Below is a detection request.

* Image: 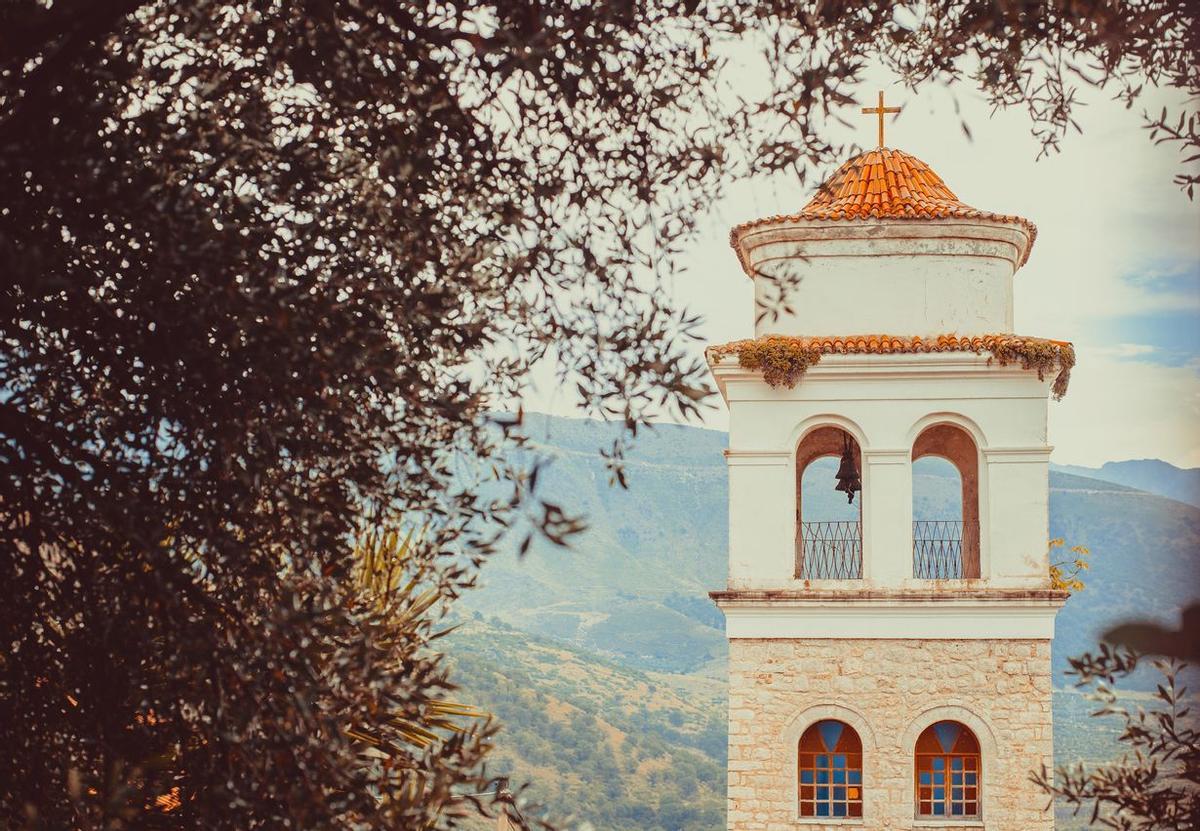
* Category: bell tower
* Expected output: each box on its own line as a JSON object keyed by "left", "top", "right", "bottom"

{"left": 708, "top": 116, "right": 1071, "bottom": 829}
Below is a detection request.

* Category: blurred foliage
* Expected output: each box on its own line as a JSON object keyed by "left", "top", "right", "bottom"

{"left": 1103, "top": 603, "right": 1200, "bottom": 664}
{"left": 1032, "top": 645, "right": 1199, "bottom": 829}
{"left": 0, "top": 1, "right": 1195, "bottom": 828}
{"left": 347, "top": 528, "right": 512, "bottom": 826}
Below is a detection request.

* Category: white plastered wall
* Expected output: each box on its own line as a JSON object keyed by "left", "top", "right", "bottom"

{"left": 737, "top": 218, "right": 1030, "bottom": 337}
{"left": 717, "top": 353, "right": 1054, "bottom": 593}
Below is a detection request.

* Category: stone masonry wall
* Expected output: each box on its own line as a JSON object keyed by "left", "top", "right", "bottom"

{"left": 727, "top": 638, "right": 1054, "bottom": 831}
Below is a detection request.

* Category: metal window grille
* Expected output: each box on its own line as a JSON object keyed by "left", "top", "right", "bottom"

{"left": 798, "top": 521, "right": 862, "bottom": 580}
{"left": 912, "top": 520, "right": 973, "bottom": 579}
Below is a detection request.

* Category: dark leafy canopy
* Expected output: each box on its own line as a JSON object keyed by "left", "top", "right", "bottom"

{"left": 0, "top": 1, "right": 1195, "bottom": 829}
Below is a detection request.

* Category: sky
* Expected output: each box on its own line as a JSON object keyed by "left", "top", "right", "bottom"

{"left": 520, "top": 70, "right": 1200, "bottom": 469}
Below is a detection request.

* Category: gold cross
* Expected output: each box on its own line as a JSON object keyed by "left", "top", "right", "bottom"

{"left": 861, "top": 90, "right": 901, "bottom": 147}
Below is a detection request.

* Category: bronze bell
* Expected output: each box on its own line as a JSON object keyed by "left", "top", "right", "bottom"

{"left": 834, "top": 433, "right": 861, "bottom": 504}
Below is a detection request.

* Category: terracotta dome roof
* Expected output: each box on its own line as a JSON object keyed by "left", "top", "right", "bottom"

{"left": 730, "top": 147, "right": 1037, "bottom": 269}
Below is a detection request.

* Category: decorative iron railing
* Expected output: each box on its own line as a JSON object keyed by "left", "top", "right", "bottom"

{"left": 913, "top": 520, "right": 978, "bottom": 579}
{"left": 798, "top": 521, "right": 863, "bottom": 580}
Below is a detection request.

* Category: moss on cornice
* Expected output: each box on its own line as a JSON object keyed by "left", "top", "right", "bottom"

{"left": 707, "top": 334, "right": 1075, "bottom": 400}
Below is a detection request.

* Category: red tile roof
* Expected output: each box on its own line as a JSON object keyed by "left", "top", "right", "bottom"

{"left": 707, "top": 333, "right": 1075, "bottom": 398}
{"left": 730, "top": 148, "right": 1037, "bottom": 271}
{"left": 711, "top": 333, "right": 1070, "bottom": 356}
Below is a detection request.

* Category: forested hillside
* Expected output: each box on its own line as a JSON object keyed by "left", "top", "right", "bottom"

{"left": 446, "top": 414, "right": 1200, "bottom": 830}
{"left": 445, "top": 618, "right": 725, "bottom": 831}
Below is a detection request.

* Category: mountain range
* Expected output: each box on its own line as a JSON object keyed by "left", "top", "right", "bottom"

{"left": 446, "top": 413, "right": 1200, "bottom": 830}
{"left": 1050, "top": 458, "right": 1200, "bottom": 508}
{"left": 459, "top": 414, "right": 1200, "bottom": 680}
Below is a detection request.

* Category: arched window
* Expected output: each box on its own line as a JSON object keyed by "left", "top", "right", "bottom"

{"left": 911, "top": 424, "right": 980, "bottom": 579}
{"left": 796, "top": 427, "right": 863, "bottom": 579}
{"left": 798, "top": 719, "right": 863, "bottom": 818}
{"left": 915, "top": 721, "right": 981, "bottom": 818}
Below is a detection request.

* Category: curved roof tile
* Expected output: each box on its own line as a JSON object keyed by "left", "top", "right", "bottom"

{"left": 730, "top": 148, "right": 1037, "bottom": 271}
{"left": 706, "top": 333, "right": 1075, "bottom": 398}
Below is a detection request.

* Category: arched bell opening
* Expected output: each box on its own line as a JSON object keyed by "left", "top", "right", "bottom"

{"left": 796, "top": 426, "right": 863, "bottom": 580}
{"left": 911, "top": 424, "right": 980, "bottom": 579}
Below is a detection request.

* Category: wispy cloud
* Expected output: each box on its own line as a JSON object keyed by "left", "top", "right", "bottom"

{"left": 1050, "top": 350, "right": 1200, "bottom": 467}
{"left": 1122, "top": 261, "right": 1200, "bottom": 301}
{"left": 1080, "top": 305, "right": 1200, "bottom": 369}
{"left": 1091, "top": 343, "right": 1161, "bottom": 360}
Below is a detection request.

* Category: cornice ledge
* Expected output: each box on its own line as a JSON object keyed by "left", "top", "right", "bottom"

{"left": 710, "top": 588, "right": 1068, "bottom": 606}
{"left": 983, "top": 446, "right": 1053, "bottom": 462}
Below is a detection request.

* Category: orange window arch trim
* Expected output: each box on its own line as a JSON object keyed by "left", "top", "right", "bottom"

{"left": 798, "top": 719, "right": 863, "bottom": 818}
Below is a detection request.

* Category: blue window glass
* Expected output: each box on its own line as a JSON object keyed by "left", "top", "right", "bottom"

{"left": 933, "top": 722, "right": 962, "bottom": 753}
{"left": 799, "top": 720, "right": 863, "bottom": 819}
{"left": 818, "top": 721, "right": 845, "bottom": 751}
{"left": 917, "top": 722, "right": 981, "bottom": 819}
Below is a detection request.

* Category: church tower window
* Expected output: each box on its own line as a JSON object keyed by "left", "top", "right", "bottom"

{"left": 798, "top": 719, "right": 863, "bottom": 818}
{"left": 911, "top": 424, "right": 980, "bottom": 579}
{"left": 795, "top": 427, "right": 863, "bottom": 579}
{"left": 711, "top": 117, "right": 1067, "bottom": 828}
{"left": 915, "top": 721, "right": 981, "bottom": 818}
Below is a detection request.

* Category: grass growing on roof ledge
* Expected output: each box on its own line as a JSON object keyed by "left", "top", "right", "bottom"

{"left": 706, "top": 334, "right": 1075, "bottom": 400}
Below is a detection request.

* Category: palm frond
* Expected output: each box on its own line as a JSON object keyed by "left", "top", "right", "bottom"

{"left": 349, "top": 527, "right": 486, "bottom": 756}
